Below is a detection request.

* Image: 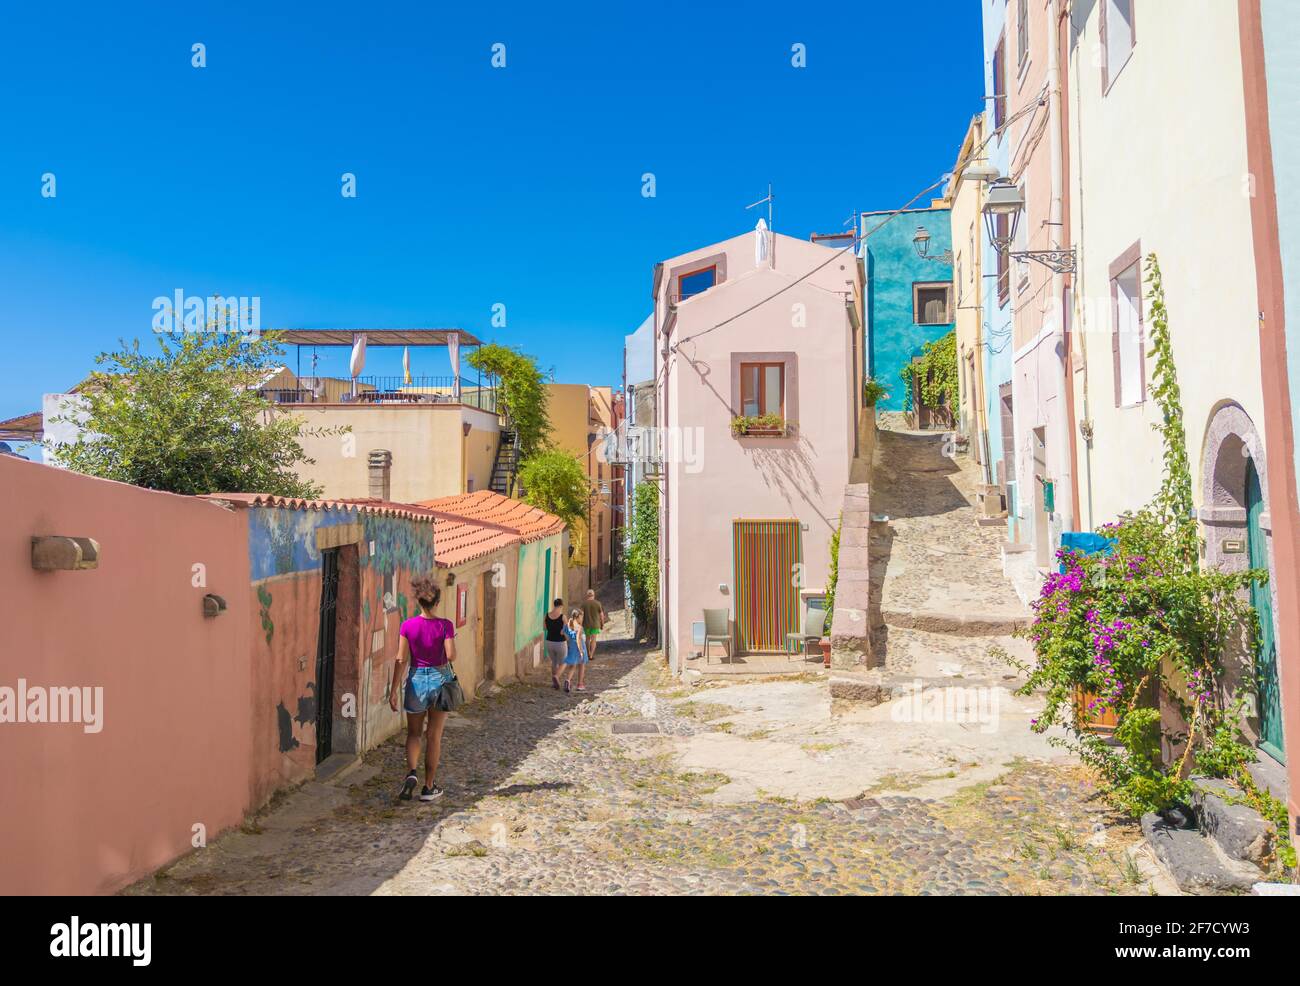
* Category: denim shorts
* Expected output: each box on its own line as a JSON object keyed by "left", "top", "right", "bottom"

{"left": 404, "top": 664, "right": 455, "bottom": 714}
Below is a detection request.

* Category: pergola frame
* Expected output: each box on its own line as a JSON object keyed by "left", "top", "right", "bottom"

{"left": 266, "top": 328, "right": 489, "bottom": 404}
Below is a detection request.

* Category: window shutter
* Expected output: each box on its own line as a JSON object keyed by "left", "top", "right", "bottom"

{"left": 1136, "top": 274, "right": 1147, "bottom": 402}
{"left": 1111, "top": 280, "right": 1123, "bottom": 407}
{"left": 1100, "top": 0, "right": 1110, "bottom": 91}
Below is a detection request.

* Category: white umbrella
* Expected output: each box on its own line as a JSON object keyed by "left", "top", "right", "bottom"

{"left": 755, "top": 217, "right": 770, "bottom": 268}
{"left": 402, "top": 346, "right": 412, "bottom": 385}
{"left": 349, "top": 333, "right": 367, "bottom": 395}
{"left": 447, "top": 331, "right": 461, "bottom": 400}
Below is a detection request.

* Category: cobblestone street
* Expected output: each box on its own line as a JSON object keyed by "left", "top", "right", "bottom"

{"left": 127, "top": 624, "right": 1153, "bottom": 896}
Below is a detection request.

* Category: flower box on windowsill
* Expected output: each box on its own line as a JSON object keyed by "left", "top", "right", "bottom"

{"left": 731, "top": 414, "right": 790, "bottom": 438}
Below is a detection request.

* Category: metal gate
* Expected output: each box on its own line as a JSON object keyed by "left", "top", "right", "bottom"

{"left": 314, "top": 548, "right": 339, "bottom": 765}
{"left": 732, "top": 519, "right": 802, "bottom": 653}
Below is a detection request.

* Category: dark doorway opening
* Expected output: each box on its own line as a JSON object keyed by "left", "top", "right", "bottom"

{"left": 315, "top": 547, "right": 340, "bottom": 764}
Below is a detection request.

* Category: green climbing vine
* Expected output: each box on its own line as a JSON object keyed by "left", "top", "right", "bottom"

{"left": 899, "top": 330, "right": 957, "bottom": 417}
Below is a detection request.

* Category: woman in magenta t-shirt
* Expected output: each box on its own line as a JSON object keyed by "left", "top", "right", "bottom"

{"left": 388, "top": 578, "right": 457, "bottom": 802}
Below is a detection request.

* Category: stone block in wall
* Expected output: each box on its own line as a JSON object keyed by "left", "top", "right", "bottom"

{"left": 829, "top": 481, "right": 874, "bottom": 669}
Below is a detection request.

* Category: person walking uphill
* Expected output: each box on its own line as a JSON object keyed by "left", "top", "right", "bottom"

{"left": 544, "top": 598, "right": 567, "bottom": 689}
{"left": 582, "top": 588, "right": 607, "bottom": 662}
{"left": 559, "top": 608, "right": 588, "bottom": 693}
{"left": 389, "top": 577, "right": 457, "bottom": 802}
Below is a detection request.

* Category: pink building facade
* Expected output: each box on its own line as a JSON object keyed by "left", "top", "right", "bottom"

{"left": 653, "top": 228, "right": 866, "bottom": 671}
{"left": 1003, "top": 0, "right": 1080, "bottom": 572}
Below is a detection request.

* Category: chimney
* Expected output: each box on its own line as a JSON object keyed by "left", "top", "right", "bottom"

{"left": 368, "top": 449, "right": 392, "bottom": 501}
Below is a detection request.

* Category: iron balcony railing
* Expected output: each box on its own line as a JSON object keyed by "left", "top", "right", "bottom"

{"left": 258, "top": 375, "right": 498, "bottom": 413}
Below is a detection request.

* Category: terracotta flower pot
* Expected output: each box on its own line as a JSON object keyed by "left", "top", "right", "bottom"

{"left": 819, "top": 638, "right": 832, "bottom": 668}
{"left": 1072, "top": 685, "right": 1118, "bottom": 733}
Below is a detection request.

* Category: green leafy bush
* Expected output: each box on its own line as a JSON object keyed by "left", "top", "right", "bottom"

{"left": 626, "top": 481, "right": 660, "bottom": 634}
{"left": 466, "top": 343, "right": 552, "bottom": 460}
{"left": 50, "top": 330, "right": 336, "bottom": 497}
{"left": 899, "top": 330, "right": 956, "bottom": 415}
{"left": 518, "top": 450, "right": 589, "bottom": 529}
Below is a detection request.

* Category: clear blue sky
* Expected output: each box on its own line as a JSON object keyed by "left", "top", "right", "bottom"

{"left": 0, "top": 0, "right": 982, "bottom": 425}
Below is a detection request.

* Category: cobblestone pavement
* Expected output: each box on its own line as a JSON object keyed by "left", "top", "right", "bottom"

{"left": 126, "top": 635, "right": 1150, "bottom": 896}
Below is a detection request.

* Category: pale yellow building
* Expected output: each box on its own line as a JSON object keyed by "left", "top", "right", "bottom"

{"left": 546, "top": 382, "right": 615, "bottom": 585}
{"left": 275, "top": 399, "right": 501, "bottom": 503}
{"left": 948, "top": 113, "right": 992, "bottom": 487}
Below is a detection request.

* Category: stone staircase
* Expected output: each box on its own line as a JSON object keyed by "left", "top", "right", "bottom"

{"left": 830, "top": 426, "right": 1032, "bottom": 705}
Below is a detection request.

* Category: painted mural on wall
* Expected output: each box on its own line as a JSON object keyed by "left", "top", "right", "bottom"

{"left": 248, "top": 506, "right": 436, "bottom": 593}
{"left": 245, "top": 504, "right": 437, "bottom": 774}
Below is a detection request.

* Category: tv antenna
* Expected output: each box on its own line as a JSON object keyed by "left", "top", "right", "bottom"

{"left": 745, "top": 183, "right": 774, "bottom": 231}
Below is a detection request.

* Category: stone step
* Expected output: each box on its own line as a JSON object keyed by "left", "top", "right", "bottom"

{"left": 1140, "top": 812, "right": 1264, "bottom": 894}
{"left": 1190, "top": 776, "right": 1276, "bottom": 868}
{"left": 872, "top": 624, "right": 1030, "bottom": 680}
{"left": 880, "top": 607, "right": 1027, "bottom": 636}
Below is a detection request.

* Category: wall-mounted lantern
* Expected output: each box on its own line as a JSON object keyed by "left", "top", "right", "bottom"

{"left": 911, "top": 226, "right": 953, "bottom": 265}
{"left": 981, "top": 180, "right": 1077, "bottom": 274}
{"left": 31, "top": 536, "right": 100, "bottom": 571}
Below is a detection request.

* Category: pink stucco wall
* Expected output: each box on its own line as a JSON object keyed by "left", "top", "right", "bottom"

{"left": 0, "top": 456, "right": 253, "bottom": 895}
{"left": 655, "top": 230, "right": 864, "bottom": 666}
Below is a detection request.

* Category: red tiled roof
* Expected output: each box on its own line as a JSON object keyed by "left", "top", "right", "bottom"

{"left": 418, "top": 490, "right": 566, "bottom": 542}
{"left": 426, "top": 515, "right": 520, "bottom": 567}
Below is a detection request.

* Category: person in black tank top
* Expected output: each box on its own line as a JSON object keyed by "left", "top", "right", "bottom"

{"left": 543, "top": 599, "right": 567, "bottom": 688}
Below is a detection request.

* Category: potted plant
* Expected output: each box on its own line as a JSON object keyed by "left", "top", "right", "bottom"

{"left": 730, "top": 412, "right": 788, "bottom": 437}
{"left": 863, "top": 377, "right": 889, "bottom": 407}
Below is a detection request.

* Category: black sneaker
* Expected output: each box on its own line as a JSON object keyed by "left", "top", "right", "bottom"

{"left": 419, "top": 784, "right": 444, "bottom": 802}
{"left": 399, "top": 770, "right": 418, "bottom": 801}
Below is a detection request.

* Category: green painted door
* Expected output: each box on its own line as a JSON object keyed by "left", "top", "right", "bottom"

{"left": 1247, "top": 459, "right": 1285, "bottom": 763}
{"left": 542, "top": 548, "right": 552, "bottom": 613}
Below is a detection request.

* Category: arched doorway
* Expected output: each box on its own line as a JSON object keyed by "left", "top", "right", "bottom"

{"left": 1200, "top": 402, "right": 1285, "bottom": 764}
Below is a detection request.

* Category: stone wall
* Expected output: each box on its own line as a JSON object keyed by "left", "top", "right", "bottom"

{"left": 829, "top": 481, "right": 874, "bottom": 668}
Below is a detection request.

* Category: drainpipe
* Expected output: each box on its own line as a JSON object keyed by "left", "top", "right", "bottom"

{"left": 1047, "top": 0, "right": 1074, "bottom": 537}
{"left": 368, "top": 449, "right": 392, "bottom": 501}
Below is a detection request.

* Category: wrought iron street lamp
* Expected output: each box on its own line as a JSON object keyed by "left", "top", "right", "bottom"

{"left": 911, "top": 225, "right": 953, "bottom": 265}
{"left": 981, "top": 180, "right": 1076, "bottom": 274}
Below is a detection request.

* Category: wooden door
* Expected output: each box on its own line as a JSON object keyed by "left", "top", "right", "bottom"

{"left": 479, "top": 572, "right": 498, "bottom": 682}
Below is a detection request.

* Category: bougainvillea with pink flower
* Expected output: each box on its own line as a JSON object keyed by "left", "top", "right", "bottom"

{"left": 1009, "top": 255, "right": 1273, "bottom": 826}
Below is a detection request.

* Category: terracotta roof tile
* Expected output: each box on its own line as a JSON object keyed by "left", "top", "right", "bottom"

{"left": 418, "top": 489, "right": 566, "bottom": 542}
{"left": 202, "top": 492, "right": 440, "bottom": 525}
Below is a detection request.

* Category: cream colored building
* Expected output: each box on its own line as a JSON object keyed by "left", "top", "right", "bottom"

{"left": 278, "top": 400, "right": 500, "bottom": 503}
{"left": 1067, "top": 0, "right": 1266, "bottom": 532}
{"left": 546, "top": 382, "right": 615, "bottom": 585}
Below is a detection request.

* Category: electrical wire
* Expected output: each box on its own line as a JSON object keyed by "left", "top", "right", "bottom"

{"left": 668, "top": 174, "right": 951, "bottom": 353}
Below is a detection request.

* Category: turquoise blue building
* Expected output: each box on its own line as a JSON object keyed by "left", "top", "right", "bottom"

{"left": 859, "top": 205, "right": 955, "bottom": 412}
